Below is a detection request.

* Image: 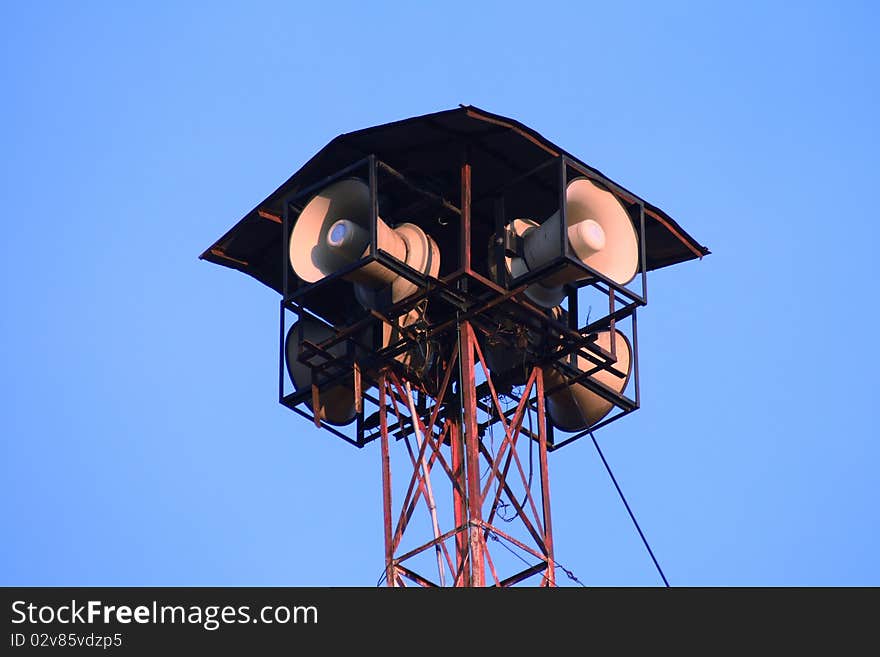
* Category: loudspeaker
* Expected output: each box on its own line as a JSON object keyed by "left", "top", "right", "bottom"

{"left": 504, "top": 177, "right": 638, "bottom": 308}
{"left": 285, "top": 317, "right": 359, "bottom": 426}
{"left": 285, "top": 310, "right": 433, "bottom": 424}
{"left": 289, "top": 178, "right": 440, "bottom": 306}
{"left": 542, "top": 330, "right": 632, "bottom": 432}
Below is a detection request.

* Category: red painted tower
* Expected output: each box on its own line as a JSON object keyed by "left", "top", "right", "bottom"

{"left": 201, "top": 106, "right": 707, "bottom": 586}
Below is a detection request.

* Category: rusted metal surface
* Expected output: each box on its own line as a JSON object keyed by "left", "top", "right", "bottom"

{"left": 208, "top": 248, "right": 248, "bottom": 267}
{"left": 376, "top": 322, "right": 557, "bottom": 586}
{"left": 460, "top": 321, "right": 486, "bottom": 587}
{"left": 536, "top": 368, "right": 555, "bottom": 586}
{"left": 353, "top": 362, "right": 362, "bottom": 414}
{"left": 257, "top": 209, "right": 282, "bottom": 223}
{"left": 460, "top": 155, "right": 472, "bottom": 274}
{"left": 450, "top": 421, "right": 467, "bottom": 585}
{"left": 464, "top": 107, "right": 560, "bottom": 157}
{"left": 310, "top": 384, "right": 321, "bottom": 429}
{"left": 379, "top": 375, "right": 394, "bottom": 587}
{"left": 645, "top": 207, "right": 705, "bottom": 260}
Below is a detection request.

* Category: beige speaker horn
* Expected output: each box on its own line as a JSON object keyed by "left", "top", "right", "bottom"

{"left": 289, "top": 178, "right": 440, "bottom": 306}
{"left": 286, "top": 310, "right": 432, "bottom": 425}
{"left": 543, "top": 329, "right": 632, "bottom": 432}
{"left": 505, "top": 177, "right": 638, "bottom": 308}
{"left": 285, "top": 317, "right": 359, "bottom": 426}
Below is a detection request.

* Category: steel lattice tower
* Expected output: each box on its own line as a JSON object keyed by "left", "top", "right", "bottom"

{"left": 201, "top": 106, "right": 708, "bottom": 586}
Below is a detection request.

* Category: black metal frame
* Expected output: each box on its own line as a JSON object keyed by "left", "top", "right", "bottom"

{"left": 495, "top": 154, "right": 648, "bottom": 308}
{"left": 467, "top": 304, "right": 640, "bottom": 452}
{"left": 278, "top": 156, "right": 463, "bottom": 447}
{"left": 276, "top": 154, "right": 644, "bottom": 450}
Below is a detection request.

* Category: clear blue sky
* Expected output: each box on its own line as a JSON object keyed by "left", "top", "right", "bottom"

{"left": 2, "top": 1, "right": 877, "bottom": 586}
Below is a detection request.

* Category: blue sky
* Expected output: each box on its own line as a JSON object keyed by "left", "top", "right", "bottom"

{"left": 2, "top": 1, "right": 877, "bottom": 586}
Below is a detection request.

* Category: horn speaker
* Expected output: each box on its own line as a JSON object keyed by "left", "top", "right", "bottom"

{"left": 289, "top": 178, "right": 440, "bottom": 306}
{"left": 502, "top": 177, "right": 638, "bottom": 308}
{"left": 543, "top": 329, "right": 632, "bottom": 432}
{"left": 285, "top": 317, "right": 360, "bottom": 426}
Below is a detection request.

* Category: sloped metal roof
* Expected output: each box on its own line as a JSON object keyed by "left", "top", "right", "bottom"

{"left": 200, "top": 105, "right": 709, "bottom": 293}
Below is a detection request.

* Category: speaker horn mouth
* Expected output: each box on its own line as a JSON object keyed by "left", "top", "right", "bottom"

{"left": 494, "top": 177, "right": 639, "bottom": 309}
{"left": 543, "top": 329, "right": 632, "bottom": 432}
{"left": 290, "top": 178, "right": 441, "bottom": 308}
{"left": 285, "top": 318, "right": 360, "bottom": 427}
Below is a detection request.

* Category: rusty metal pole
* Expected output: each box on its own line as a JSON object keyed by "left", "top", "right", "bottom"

{"left": 535, "top": 368, "right": 556, "bottom": 586}
{"left": 460, "top": 321, "right": 485, "bottom": 587}
{"left": 379, "top": 359, "right": 557, "bottom": 587}
{"left": 450, "top": 419, "right": 468, "bottom": 586}
{"left": 460, "top": 155, "right": 472, "bottom": 275}
{"left": 379, "top": 375, "right": 395, "bottom": 587}
{"left": 454, "top": 146, "right": 486, "bottom": 586}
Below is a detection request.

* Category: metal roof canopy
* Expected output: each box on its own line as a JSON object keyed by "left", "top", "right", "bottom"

{"left": 200, "top": 105, "right": 709, "bottom": 294}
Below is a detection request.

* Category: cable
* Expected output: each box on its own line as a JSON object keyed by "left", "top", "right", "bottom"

{"left": 589, "top": 432, "right": 670, "bottom": 587}
{"left": 487, "top": 529, "right": 587, "bottom": 587}
{"left": 554, "top": 560, "right": 588, "bottom": 587}
{"left": 498, "top": 398, "right": 534, "bottom": 523}
{"left": 377, "top": 533, "right": 588, "bottom": 588}
{"left": 481, "top": 393, "right": 495, "bottom": 481}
